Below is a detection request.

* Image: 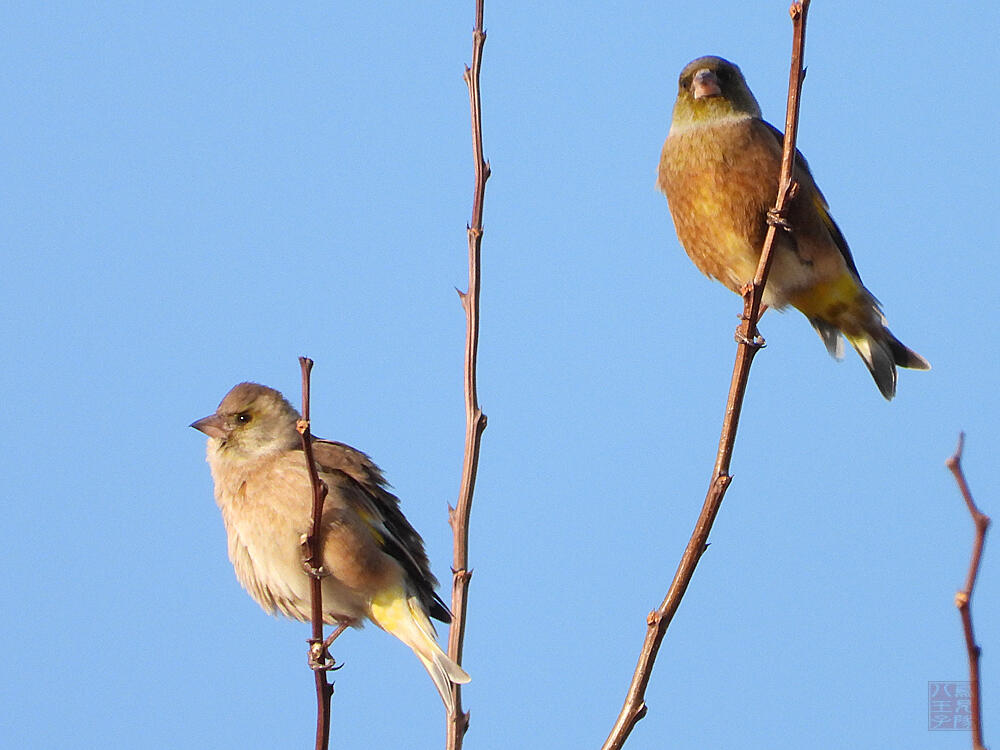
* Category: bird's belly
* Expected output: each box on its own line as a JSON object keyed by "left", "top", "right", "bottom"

{"left": 222, "top": 493, "right": 369, "bottom": 624}
{"left": 666, "top": 182, "right": 764, "bottom": 293}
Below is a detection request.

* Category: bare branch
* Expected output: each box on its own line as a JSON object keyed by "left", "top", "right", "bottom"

{"left": 446, "top": 2, "right": 489, "bottom": 748}
{"left": 946, "top": 433, "right": 990, "bottom": 750}
{"left": 296, "top": 356, "right": 334, "bottom": 750}
{"left": 446, "top": 1, "right": 490, "bottom": 745}
{"left": 601, "top": 3, "right": 812, "bottom": 748}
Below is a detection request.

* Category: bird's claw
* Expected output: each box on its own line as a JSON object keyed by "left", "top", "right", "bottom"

{"left": 299, "top": 533, "right": 329, "bottom": 577}
{"left": 734, "top": 328, "right": 766, "bottom": 349}
{"left": 308, "top": 640, "right": 338, "bottom": 672}
{"left": 301, "top": 561, "right": 329, "bottom": 578}
{"left": 766, "top": 208, "right": 792, "bottom": 231}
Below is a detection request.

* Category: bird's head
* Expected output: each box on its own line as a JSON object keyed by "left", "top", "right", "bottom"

{"left": 670, "top": 56, "right": 761, "bottom": 131}
{"left": 191, "top": 382, "right": 301, "bottom": 459}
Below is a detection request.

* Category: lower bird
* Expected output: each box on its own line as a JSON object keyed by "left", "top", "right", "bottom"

{"left": 657, "top": 55, "right": 929, "bottom": 399}
{"left": 191, "top": 382, "right": 469, "bottom": 711}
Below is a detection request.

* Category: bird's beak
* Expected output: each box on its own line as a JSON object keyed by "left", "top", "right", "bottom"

{"left": 190, "top": 413, "right": 228, "bottom": 439}
{"left": 692, "top": 68, "right": 722, "bottom": 99}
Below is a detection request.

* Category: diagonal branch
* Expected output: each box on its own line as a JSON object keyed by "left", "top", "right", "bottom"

{"left": 446, "top": 2, "right": 489, "bottom": 748}
{"left": 946, "top": 433, "right": 990, "bottom": 750}
{"left": 296, "top": 356, "right": 334, "bottom": 750}
{"left": 601, "top": 3, "right": 811, "bottom": 748}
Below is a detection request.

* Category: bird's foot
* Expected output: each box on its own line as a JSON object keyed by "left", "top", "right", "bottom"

{"left": 299, "top": 533, "right": 329, "bottom": 578}
{"left": 307, "top": 622, "right": 351, "bottom": 671}
{"left": 308, "top": 640, "right": 338, "bottom": 671}
{"left": 734, "top": 326, "right": 766, "bottom": 349}
{"left": 766, "top": 207, "right": 792, "bottom": 231}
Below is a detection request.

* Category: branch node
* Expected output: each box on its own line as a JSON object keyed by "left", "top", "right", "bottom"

{"left": 945, "top": 431, "right": 988, "bottom": 749}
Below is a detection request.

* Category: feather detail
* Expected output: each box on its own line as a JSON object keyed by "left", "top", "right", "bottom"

{"left": 369, "top": 588, "right": 470, "bottom": 713}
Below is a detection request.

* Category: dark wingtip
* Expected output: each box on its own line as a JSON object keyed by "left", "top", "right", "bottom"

{"left": 430, "top": 594, "right": 452, "bottom": 624}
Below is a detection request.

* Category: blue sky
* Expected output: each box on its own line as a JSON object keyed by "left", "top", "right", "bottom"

{"left": 2, "top": 2, "right": 997, "bottom": 748}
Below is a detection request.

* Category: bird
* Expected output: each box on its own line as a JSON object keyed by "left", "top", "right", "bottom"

{"left": 657, "top": 55, "right": 929, "bottom": 399}
{"left": 190, "top": 382, "right": 470, "bottom": 712}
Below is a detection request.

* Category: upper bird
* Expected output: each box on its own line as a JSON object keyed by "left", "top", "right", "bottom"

{"left": 191, "top": 382, "right": 469, "bottom": 712}
{"left": 657, "top": 56, "right": 928, "bottom": 399}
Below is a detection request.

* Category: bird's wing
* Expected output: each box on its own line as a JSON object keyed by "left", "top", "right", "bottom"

{"left": 760, "top": 120, "right": 862, "bottom": 280}
{"left": 309, "top": 439, "right": 452, "bottom": 623}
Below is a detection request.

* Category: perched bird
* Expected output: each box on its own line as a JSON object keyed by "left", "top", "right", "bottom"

{"left": 658, "top": 55, "right": 929, "bottom": 399}
{"left": 191, "top": 382, "right": 469, "bottom": 711}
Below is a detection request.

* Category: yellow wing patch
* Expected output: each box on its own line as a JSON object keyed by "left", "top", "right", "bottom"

{"left": 356, "top": 507, "right": 385, "bottom": 545}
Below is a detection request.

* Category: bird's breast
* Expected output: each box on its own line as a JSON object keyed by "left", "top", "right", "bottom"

{"left": 210, "top": 453, "right": 370, "bottom": 623}
{"left": 658, "top": 121, "right": 782, "bottom": 294}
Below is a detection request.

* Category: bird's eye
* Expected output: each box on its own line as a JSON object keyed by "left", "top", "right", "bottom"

{"left": 236, "top": 413, "right": 252, "bottom": 424}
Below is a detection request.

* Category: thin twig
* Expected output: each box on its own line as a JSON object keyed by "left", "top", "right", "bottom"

{"left": 296, "top": 356, "right": 334, "bottom": 750}
{"left": 601, "top": 3, "right": 811, "bottom": 748}
{"left": 946, "top": 433, "right": 989, "bottom": 750}
{"left": 446, "top": 2, "right": 489, "bottom": 748}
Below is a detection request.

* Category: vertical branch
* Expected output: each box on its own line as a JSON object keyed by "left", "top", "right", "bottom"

{"left": 296, "top": 356, "right": 334, "bottom": 750}
{"left": 447, "top": 1, "right": 489, "bottom": 748}
{"left": 946, "top": 433, "right": 990, "bottom": 750}
{"left": 601, "top": 3, "right": 811, "bottom": 749}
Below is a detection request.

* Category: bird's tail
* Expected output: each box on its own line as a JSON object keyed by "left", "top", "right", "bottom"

{"left": 806, "top": 287, "right": 930, "bottom": 400}
{"left": 369, "top": 588, "right": 470, "bottom": 713}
